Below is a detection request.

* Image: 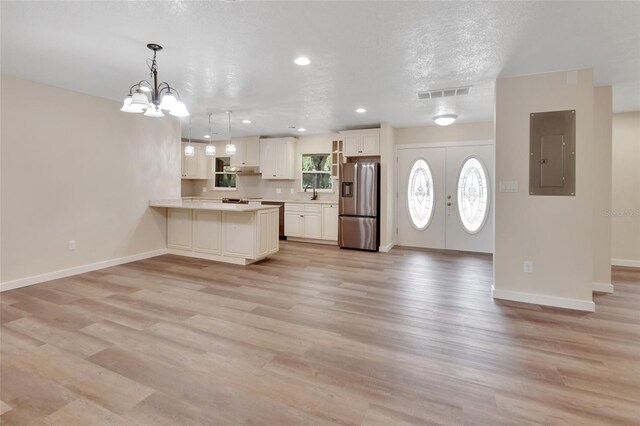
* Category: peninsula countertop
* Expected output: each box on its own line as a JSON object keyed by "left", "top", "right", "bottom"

{"left": 149, "top": 199, "right": 280, "bottom": 212}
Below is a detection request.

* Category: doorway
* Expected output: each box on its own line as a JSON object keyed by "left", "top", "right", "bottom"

{"left": 397, "top": 142, "right": 494, "bottom": 253}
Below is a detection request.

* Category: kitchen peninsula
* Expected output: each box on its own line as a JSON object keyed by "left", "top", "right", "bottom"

{"left": 150, "top": 199, "right": 280, "bottom": 265}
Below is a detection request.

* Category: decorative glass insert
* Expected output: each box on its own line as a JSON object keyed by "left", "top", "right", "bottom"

{"left": 457, "top": 157, "right": 489, "bottom": 233}
{"left": 213, "top": 157, "right": 236, "bottom": 189}
{"left": 301, "top": 154, "right": 332, "bottom": 191}
{"left": 407, "top": 159, "right": 434, "bottom": 230}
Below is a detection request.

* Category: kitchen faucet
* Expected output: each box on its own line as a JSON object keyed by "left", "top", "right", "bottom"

{"left": 304, "top": 182, "right": 318, "bottom": 201}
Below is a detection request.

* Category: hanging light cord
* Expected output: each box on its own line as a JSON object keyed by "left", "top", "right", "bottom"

{"left": 227, "top": 111, "right": 232, "bottom": 141}
{"left": 208, "top": 114, "right": 213, "bottom": 144}
{"left": 188, "top": 116, "right": 192, "bottom": 145}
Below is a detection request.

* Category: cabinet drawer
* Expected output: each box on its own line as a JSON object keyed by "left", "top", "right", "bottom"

{"left": 285, "top": 203, "right": 305, "bottom": 212}
{"left": 304, "top": 204, "right": 322, "bottom": 213}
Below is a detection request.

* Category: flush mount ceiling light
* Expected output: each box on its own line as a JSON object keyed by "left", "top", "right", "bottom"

{"left": 184, "top": 116, "right": 195, "bottom": 156}
{"left": 294, "top": 56, "right": 311, "bottom": 66}
{"left": 355, "top": 108, "right": 367, "bottom": 113}
{"left": 242, "top": 119, "right": 251, "bottom": 124}
{"left": 121, "top": 44, "right": 189, "bottom": 117}
{"left": 298, "top": 128, "right": 307, "bottom": 132}
{"left": 433, "top": 114, "right": 458, "bottom": 126}
{"left": 205, "top": 113, "right": 216, "bottom": 156}
{"left": 225, "top": 111, "right": 237, "bottom": 155}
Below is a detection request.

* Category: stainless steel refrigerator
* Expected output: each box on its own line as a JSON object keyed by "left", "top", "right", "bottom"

{"left": 338, "top": 160, "right": 380, "bottom": 251}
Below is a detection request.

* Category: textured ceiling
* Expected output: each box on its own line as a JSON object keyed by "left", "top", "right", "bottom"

{"left": 2, "top": 1, "right": 639, "bottom": 140}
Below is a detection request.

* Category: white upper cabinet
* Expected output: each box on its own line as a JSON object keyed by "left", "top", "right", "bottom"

{"left": 181, "top": 142, "right": 208, "bottom": 179}
{"left": 260, "top": 137, "right": 296, "bottom": 179}
{"left": 230, "top": 137, "right": 260, "bottom": 168}
{"left": 340, "top": 129, "right": 380, "bottom": 157}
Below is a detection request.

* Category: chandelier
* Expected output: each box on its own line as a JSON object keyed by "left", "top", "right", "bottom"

{"left": 120, "top": 43, "right": 189, "bottom": 118}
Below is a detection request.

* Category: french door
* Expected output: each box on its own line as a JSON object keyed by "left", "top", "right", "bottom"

{"left": 397, "top": 143, "right": 494, "bottom": 253}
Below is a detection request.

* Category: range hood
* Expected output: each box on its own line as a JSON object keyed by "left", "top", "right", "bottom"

{"left": 230, "top": 165, "right": 261, "bottom": 175}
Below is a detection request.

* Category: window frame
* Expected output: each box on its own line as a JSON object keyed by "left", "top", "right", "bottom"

{"left": 456, "top": 156, "right": 490, "bottom": 234}
{"left": 300, "top": 153, "right": 333, "bottom": 193}
{"left": 211, "top": 156, "right": 237, "bottom": 191}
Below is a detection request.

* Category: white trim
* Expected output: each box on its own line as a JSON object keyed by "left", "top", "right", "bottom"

{"left": 611, "top": 258, "right": 640, "bottom": 268}
{"left": 395, "top": 139, "right": 494, "bottom": 150}
{"left": 491, "top": 285, "right": 595, "bottom": 312}
{"left": 0, "top": 248, "right": 169, "bottom": 293}
{"left": 167, "top": 249, "right": 258, "bottom": 265}
{"left": 380, "top": 241, "right": 395, "bottom": 252}
{"left": 286, "top": 237, "right": 337, "bottom": 246}
{"left": 592, "top": 282, "right": 614, "bottom": 293}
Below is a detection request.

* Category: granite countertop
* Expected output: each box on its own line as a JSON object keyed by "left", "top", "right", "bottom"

{"left": 149, "top": 199, "right": 280, "bottom": 212}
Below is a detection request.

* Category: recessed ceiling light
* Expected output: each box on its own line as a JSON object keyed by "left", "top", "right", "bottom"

{"left": 298, "top": 128, "right": 307, "bottom": 132}
{"left": 242, "top": 119, "right": 251, "bottom": 124}
{"left": 294, "top": 56, "right": 310, "bottom": 66}
{"left": 433, "top": 114, "right": 458, "bottom": 126}
{"left": 355, "top": 108, "right": 367, "bottom": 113}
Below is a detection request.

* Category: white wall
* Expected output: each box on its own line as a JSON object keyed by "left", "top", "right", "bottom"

{"left": 592, "top": 87, "right": 613, "bottom": 291}
{"left": 1, "top": 76, "right": 181, "bottom": 288}
{"left": 395, "top": 121, "right": 494, "bottom": 145}
{"left": 611, "top": 111, "right": 640, "bottom": 267}
{"left": 493, "top": 69, "right": 595, "bottom": 312}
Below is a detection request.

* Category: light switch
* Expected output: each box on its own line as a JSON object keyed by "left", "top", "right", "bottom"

{"left": 276, "top": 188, "right": 281, "bottom": 194}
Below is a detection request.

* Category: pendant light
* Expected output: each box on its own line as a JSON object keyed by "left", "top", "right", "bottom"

{"left": 184, "top": 116, "right": 195, "bottom": 157}
{"left": 225, "top": 111, "right": 236, "bottom": 155}
{"left": 205, "top": 113, "right": 216, "bottom": 156}
{"left": 121, "top": 43, "right": 189, "bottom": 118}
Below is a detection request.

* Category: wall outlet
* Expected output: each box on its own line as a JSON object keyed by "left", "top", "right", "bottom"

{"left": 276, "top": 188, "right": 281, "bottom": 194}
{"left": 523, "top": 261, "right": 533, "bottom": 273}
{"left": 290, "top": 188, "right": 295, "bottom": 194}
{"left": 68, "top": 240, "right": 76, "bottom": 251}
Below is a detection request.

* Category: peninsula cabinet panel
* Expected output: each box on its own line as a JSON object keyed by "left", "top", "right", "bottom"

{"left": 223, "top": 212, "right": 255, "bottom": 258}
{"left": 168, "top": 209, "right": 193, "bottom": 250}
{"left": 269, "top": 209, "right": 279, "bottom": 253}
{"left": 193, "top": 210, "right": 222, "bottom": 254}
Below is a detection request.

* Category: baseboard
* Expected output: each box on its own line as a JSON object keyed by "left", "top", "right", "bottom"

{"left": 492, "top": 285, "right": 595, "bottom": 312}
{"left": 0, "top": 248, "right": 169, "bottom": 292}
{"left": 592, "top": 282, "right": 614, "bottom": 293}
{"left": 286, "top": 237, "right": 338, "bottom": 246}
{"left": 379, "top": 240, "right": 396, "bottom": 253}
{"left": 611, "top": 258, "right": 640, "bottom": 268}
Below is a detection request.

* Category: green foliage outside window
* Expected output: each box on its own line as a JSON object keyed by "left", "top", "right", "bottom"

{"left": 302, "top": 154, "right": 332, "bottom": 190}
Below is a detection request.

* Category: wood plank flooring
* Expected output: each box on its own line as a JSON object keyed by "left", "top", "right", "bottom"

{"left": 1, "top": 241, "right": 639, "bottom": 425}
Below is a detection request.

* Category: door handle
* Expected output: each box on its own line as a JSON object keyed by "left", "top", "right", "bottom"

{"left": 447, "top": 202, "right": 452, "bottom": 206}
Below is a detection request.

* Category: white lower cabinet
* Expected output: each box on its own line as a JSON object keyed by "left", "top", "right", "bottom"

{"left": 166, "top": 207, "right": 279, "bottom": 264}
{"left": 322, "top": 204, "right": 338, "bottom": 241}
{"left": 193, "top": 210, "right": 221, "bottom": 254}
{"left": 168, "top": 209, "right": 193, "bottom": 249}
{"left": 285, "top": 203, "right": 337, "bottom": 243}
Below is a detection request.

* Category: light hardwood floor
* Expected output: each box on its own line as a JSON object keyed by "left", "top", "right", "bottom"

{"left": 1, "top": 242, "right": 639, "bottom": 425}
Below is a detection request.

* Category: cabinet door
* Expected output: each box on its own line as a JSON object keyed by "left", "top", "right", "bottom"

{"left": 322, "top": 205, "right": 338, "bottom": 241}
{"left": 230, "top": 140, "right": 246, "bottom": 167}
{"left": 193, "top": 210, "right": 221, "bottom": 254}
{"left": 361, "top": 134, "right": 380, "bottom": 155}
{"left": 303, "top": 213, "right": 322, "bottom": 239}
{"left": 257, "top": 210, "right": 270, "bottom": 258}
{"left": 269, "top": 209, "right": 279, "bottom": 253}
{"left": 261, "top": 142, "right": 277, "bottom": 178}
{"left": 182, "top": 142, "right": 198, "bottom": 178}
{"left": 195, "top": 144, "right": 208, "bottom": 179}
{"left": 275, "top": 141, "right": 291, "bottom": 178}
{"left": 343, "top": 135, "right": 361, "bottom": 156}
{"left": 223, "top": 212, "right": 255, "bottom": 258}
{"left": 285, "top": 212, "right": 304, "bottom": 236}
{"left": 244, "top": 138, "right": 260, "bottom": 167}
{"left": 168, "top": 209, "right": 192, "bottom": 249}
